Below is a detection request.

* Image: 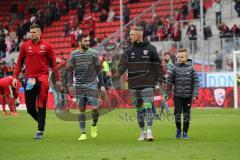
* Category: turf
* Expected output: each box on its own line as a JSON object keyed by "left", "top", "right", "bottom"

{"left": 0, "top": 108, "right": 240, "bottom": 160}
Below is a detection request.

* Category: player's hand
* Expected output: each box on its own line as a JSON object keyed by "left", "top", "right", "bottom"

{"left": 164, "top": 94, "right": 170, "bottom": 100}
{"left": 9, "top": 94, "right": 14, "bottom": 99}
{"left": 192, "top": 96, "right": 198, "bottom": 102}
{"left": 68, "top": 86, "right": 75, "bottom": 96}
{"left": 155, "top": 85, "right": 159, "bottom": 90}
{"left": 100, "top": 86, "right": 106, "bottom": 92}
{"left": 56, "top": 81, "right": 61, "bottom": 88}
{"left": 12, "top": 78, "right": 18, "bottom": 88}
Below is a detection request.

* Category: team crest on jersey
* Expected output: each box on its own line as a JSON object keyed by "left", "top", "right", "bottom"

{"left": 40, "top": 45, "right": 46, "bottom": 50}
{"left": 40, "top": 45, "right": 46, "bottom": 53}
{"left": 143, "top": 50, "right": 148, "bottom": 55}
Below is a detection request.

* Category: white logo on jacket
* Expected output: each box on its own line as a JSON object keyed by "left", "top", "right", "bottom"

{"left": 143, "top": 50, "right": 148, "bottom": 55}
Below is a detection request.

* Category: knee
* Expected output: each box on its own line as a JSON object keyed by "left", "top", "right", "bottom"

{"left": 26, "top": 107, "right": 34, "bottom": 114}
{"left": 143, "top": 102, "right": 152, "bottom": 109}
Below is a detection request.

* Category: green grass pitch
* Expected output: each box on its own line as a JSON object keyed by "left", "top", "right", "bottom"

{"left": 0, "top": 108, "right": 240, "bottom": 160}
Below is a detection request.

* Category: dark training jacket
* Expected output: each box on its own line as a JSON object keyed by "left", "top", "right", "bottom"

{"left": 118, "top": 41, "right": 164, "bottom": 89}
{"left": 167, "top": 60, "right": 199, "bottom": 98}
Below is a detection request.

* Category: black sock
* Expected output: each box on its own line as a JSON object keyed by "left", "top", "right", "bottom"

{"left": 92, "top": 110, "right": 99, "bottom": 126}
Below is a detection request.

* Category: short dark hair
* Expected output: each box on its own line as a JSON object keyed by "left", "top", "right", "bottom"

{"left": 30, "top": 23, "right": 41, "bottom": 30}
{"left": 77, "top": 34, "right": 88, "bottom": 42}
{"left": 164, "top": 52, "right": 171, "bottom": 56}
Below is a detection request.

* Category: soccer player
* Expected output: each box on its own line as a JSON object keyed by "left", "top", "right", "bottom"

{"left": 68, "top": 34, "right": 105, "bottom": 141}
{"left": 0, "top": 76, "right": 20, "bottom": 115}
{"left": 113, "top": 26, "right": 164, "bottom": 141}
{"left": 167, "top": 48, "right": 199, "bottom": 140}
{"left": 12, "top": 24, "right": 60, "bottom": 139}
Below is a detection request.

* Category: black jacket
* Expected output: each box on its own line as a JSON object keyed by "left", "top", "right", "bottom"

{"left": 118, "top": 41, "right": 163, "bottom": 89}
{"left": 167, "top": 60, "right": 199, "bottom": 98}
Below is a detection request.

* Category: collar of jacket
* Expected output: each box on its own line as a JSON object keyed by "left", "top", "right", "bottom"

{"left": 132, "top": 41, "right": 149, "bottom": 47}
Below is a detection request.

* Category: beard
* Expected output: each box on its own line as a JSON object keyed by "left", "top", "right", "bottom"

{"left": 82, "top": 45, "right": 89, "bottom": 51}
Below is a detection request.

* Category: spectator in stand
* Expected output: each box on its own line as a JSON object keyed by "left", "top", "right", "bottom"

{"left": 89, "top": 17, "right": 96, "bottom": 39}
{"left": 181, "top": 2, "right": 188, "bottom": 21}
{"left": 5, "top": 35, "right": 14, "bottom": 55}
{"left": 144, "top": 23, "right": 153, "bottom": 38}
{"left": 45, "top": 8, "right": 52, "bottom": 26}
{"left": 0, "top": 36, "right": 6, "bottom": 58}
{"left": 0, "top": 61, "right": 8, "bottom": 78}
{"left": 129, "top": 0, "right": 140, "bottom": 3}
{"left": 93, "top": 0, "right": 102, "bottom": 12}
{"left": 102, "top": 0, "right": 111, "bottom": 12}
{"left": 74, "top": 27, "right": 83, "bottom": 39}
{"left": 234, "top": 0, "right": 240, "bottom": 17}
{"left": 231, "top": 24, "right": 240, "bottom": 37}
{"left": 77, "top": 3, "right": 85, "bottom": 24}
{"left": 58, "top": 0, "right": 67, "bottom": 16}
{"left": 70, "top": 0, "right": 78, "bottom": 9}
{"left": 219, "top": 22, "right": 233, "bottom": 53}
{"left": 99, "top": 9, "right": 108, "bottom": 22}
{"left": 64, "top": 22, "right": 71, "bottom": 37}
{"left": 219, "top": 22, "right": 231, "bottom": 38}
{"left": 214, "top": 50, "right": 223, "bottom": 71}
{"left": 124, "top": 5, "right": 130, "bottom": 24}
{"left": 159, "top": 16, "right": 172, "bottom": 41}
{"left": 17, "top": 1, "right": 25, "bottom": 20}
{"left": 186, "top": 23, "right": 197, "bottom": 53}
{"left": 69, "top": 27, "right": 76, "bottom": 47}
{"left": 192, "top": 0, "right": 200, "bottom": 19}
{"left": 107, "top": 7, "right": 115, "bottom": 22}
{"left": 172, "top": 22, "right": 181, "bottom": 42}
{"left": 213, "top": 0, "right": 222, "bottom": 27}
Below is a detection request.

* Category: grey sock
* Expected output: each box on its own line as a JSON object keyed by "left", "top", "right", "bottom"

{"left": 78, "top": 112, "right": 86, "bottom": 133}
{"left": 137, "top": 109, "right": 145, "bottom": 129}
{"left": 145, "top": 108, "right": 154, "bottom": 127}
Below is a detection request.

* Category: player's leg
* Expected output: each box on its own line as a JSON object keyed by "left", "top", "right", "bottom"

{"left": 142, "top": 88, "right": 154, "bottom": 141}
{"left": 8, "top": 96, "right": 17, "bottom": 115}
{"left": 174, "top": 97, "right": 183, "bottom": 139}
{"left": 1, "top": 95, "right": 8, "bottom": 115}
{"left": 35, "top": 75, "right": 49, "bottom": 139}
{"left": 77, "top": 93, "right": 87, "bottom": 141}
{"left": 182, "top": 98, "right": 192, "bottom": 140}
{"left": 131, "top": 90, "right": 146, "bottom": 141}
{"left": 24, "top": 80, "right": 38, "bottom": 121}
{"left": 86, "top": 88, "right": 100, "bottom": 138}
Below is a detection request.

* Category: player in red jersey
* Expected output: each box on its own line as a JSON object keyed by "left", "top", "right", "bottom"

{"left": 0, "top": 76, "right": 20, "bottom": 116}
{"left": 12, "top": 24, "right": 61, "bottom": 139}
